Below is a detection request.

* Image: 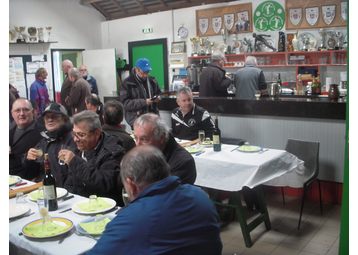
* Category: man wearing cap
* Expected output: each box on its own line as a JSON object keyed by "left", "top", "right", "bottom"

{"left": 22, "top": 103, "right": 76, "bottom": 186}
{"left": 120, "top": 58, "right": 162, "bottom": 129}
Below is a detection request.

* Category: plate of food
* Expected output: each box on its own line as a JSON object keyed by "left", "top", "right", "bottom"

{"left": 237, "top": 145, "right": 263, "bottom": 153}
{"left": 9, "top": 204, "right": 30, "bottom": 219}
{"left": 9, "top": 175, "right": 22, "bottom": 186}
{"left": 72, "top": 197, "right": 116, "bottom": 215}
{"left": 22, "top": 217, "right": 73, "bottom": 239}
{"left": 76, "top": 216, "right": 114, "bottom": 236}
{"left": 185, "top": 146, "right": 203, "bottom": 154}
{"left": 28, "top": 188, "right": 68, "bottom": 202}
{"left": 199, "top": 141, "right": 213, "bottom": 147}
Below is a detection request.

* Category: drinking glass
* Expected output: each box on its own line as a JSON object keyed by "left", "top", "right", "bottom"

{"left": 122, "top": 188, "right": 130, "bottom": 206}
{"left": 88, "top": 195, "right": 99, "bottom": 210}
{"left": 254, "top": 90, "right": 261, "bottom": 100}
{"left": 36, "top": 148, "right": 43, "bottom": 162}
{"left": 37, "top": 186, "right": 54, "bottom": 231}
{"left": 198, "top": 130, "right": 205, "bottom": 144}
{"left": 58, "top": 144, "right": 67, "bottom": 165}
{"left": 16, "top": 192, "right": 27, "bottom": 204}
{"left": 94, "top": 214, "right": 105, "bottom": 232}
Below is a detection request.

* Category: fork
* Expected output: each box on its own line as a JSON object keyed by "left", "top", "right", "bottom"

{"left": 75, "top": 230, "right": 99, "bottom": 241}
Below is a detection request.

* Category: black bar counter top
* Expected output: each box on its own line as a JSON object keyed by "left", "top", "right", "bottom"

{"left": 157, "top": 95, "right": 347, "bottom": 120}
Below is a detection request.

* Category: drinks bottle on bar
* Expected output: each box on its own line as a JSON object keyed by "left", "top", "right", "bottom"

{"left": 277, "top": 73, "right": 282, "bottom": 86}
{"left": 43, "top": 153, "right": 58, "bottom": 211}
{"left": 316, "top": 74, "right": 322, "bottom": 95}
{"left": 213, "top": 116, "right": 221, "bottom": 152}
{"left": 297, "top": 74, "right": 303, "bottom": 95}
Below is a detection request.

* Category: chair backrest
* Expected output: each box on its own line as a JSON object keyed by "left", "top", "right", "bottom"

{"left": 221, "top": 137, "right": 247, "bottom": 146}
{"left": 285, "top": 138, "right": 320, "bottom": 184}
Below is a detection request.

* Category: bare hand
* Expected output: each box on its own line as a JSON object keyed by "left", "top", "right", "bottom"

{"left": 153, "top": 95, "right": 161, "bottom": 103}
{"left": 27, "top": 148, "right": 41, "bottom": 161}
{"left": 58, "top": 149, "right": 75, "bottom": 165}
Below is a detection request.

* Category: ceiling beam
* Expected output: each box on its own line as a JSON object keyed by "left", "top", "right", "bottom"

{"left": 110, "top": 0, "right": 128, "bottom": 14}
{"left": 81, "top": 0, "right": 102, "bottom": 4}
{"left": 157, "top": 0, "right": 168, "bottom": 7}
{"left": 92, "top": 2, "right": 112, "bottom": 19}
{"left": 133, "top": 0, "right": 147, "bottom": 11}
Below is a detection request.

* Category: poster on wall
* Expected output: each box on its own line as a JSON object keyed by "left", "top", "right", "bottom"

{"left": 9, "top": 57, "right": 27, "bottom": 98}
{"left": 254, "top": 1, "right": 285, "bottom": 32}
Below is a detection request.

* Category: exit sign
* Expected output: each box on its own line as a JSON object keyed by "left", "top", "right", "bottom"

{"left": 142, "top": 28, "right": 153, "bottom": 34}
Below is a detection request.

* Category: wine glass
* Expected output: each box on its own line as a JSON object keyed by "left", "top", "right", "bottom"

{"left": 37, "top": 187, "right": 54, "bottom": 231}
{"left": 122, "top": 188, "right": 130, "bottom": 206}
{"left": 58, "top": 144, "right": 68, "bottom": 165}
{"left": 36, "top": 148, "right": 43, "bottom": 162}
{"left": 254, "top": 90, "right": 261, "bottom": 100}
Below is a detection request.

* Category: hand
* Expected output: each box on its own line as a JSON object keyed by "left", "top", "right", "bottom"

{"left": 146, "top": 98, "right": 153, "bottom": 106}
{"left": 58, "top": 149, "right": 75, "bottom": 165}
{"left": 27, "top": 148, "right": 42, "bottom": 161}
{"left": 152, "top": 95, "right": 161, "bottom": 103}
{"left": 9, "top": 146, "right": 11, "bottom": 154}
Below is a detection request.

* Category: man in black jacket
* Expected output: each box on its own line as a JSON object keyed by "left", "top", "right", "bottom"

{"left": 22, "top": 103, "right": 76, "bottom": 186}
{"left": 120, "top": 58, "right": 162, "bottom": 128}
{"left": 133, "top": 113, "right": 196, "bottom": 185}
{"left": 59, "top": 110, "right": 126, "bottom": 205}
{"left": 9, "top": 98, "right": 44, "bottom": 178}
{"left": 199, "top": 50, "right": 232, "bottom": 97}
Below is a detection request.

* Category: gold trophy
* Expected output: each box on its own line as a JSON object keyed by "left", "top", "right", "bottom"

{"left": 210, "top": 41, "right": 216, "bottom": 55}
{"left": 9, "top": 27, "right": 14, "bottom": 42}
{"left": 199, "top": 38, "right": 206, "bottom": 56}
{"left": 37, "top": 28, "right": 44, "bottom": 42}
{"left": 189, "top": 37, "right": 199, "bottom": 56}
{"left": 14, "top": 26, "right": 26, "bottom": 43}
{"left": 205, "top": 38, "right": 211, "bottom": 55}
{"left": 28, "top": 27, "right": 37, "bottom": 43}
{"left": 46, "top": 26, "right": 52, "bottom": 42}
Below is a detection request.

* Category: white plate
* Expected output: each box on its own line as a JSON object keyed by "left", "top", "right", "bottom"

{"left": 9, "top": 204, "right": 30, "bottom": 219}
{"left": 186, "top": 146, "right": 203, "bottom": 154}
{"left": 199, "top": 141, "right": 213, "bottom": 147}
{"left": 9, "top": 175, "right": 22, "bottom": 186}
{"left": 22, "top": 217, "right": 73, "bottom": 239}
{"left": 71, "top": 197, "right": 116, "bottom": 215}
{"left": 237, "top": 145, "right": 263, "bottom": 153}
{"left": 76, "top": 216, "right": 114, "bottom": 236}
{"left": 28, "top": 188, "right": 68, "bottom": 202}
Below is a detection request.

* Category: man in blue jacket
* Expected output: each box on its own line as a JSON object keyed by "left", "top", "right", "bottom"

{"left": 30, "top": 68, "right": 50, "bottom": 115}
{"left": 88, "top": 145, "right": 222, "bottom": 255}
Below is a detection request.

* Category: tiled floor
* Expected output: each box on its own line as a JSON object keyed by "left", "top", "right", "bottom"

{"left": 220, "top": 192, "right": 341, "bottom": 255}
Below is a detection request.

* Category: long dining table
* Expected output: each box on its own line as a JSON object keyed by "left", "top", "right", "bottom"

{"left": 185, "top": 142, "right": 305, "bottom": 248}
{"left": 9, "top": 181, "right": 118, "bottom": 255}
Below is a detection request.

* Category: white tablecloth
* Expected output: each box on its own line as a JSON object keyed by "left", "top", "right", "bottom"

{"left": 192, "top": 144, "right": 305, "bottom": 191}
{"left": 9, "top": 182, "right": 118, "bottom": 255}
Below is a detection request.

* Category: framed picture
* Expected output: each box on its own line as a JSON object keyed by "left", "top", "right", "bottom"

{"left": 171, "top": 42, "right": 186, "bottom": 53}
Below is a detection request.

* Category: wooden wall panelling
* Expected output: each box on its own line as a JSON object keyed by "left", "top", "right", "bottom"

{"left": 195, "top": 3, "right": 252, "bottom": 37}
{"left": 286, "top": 0, "right": 347, "bottom": 30}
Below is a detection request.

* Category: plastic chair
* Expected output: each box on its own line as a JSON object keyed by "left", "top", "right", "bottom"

{"left": 282, "top": 138, "right": 322, "bottom": 229}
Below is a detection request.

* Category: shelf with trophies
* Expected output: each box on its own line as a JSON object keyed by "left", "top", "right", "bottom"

{"left": 9, "top": 26, "right": 58, "bottom": 44}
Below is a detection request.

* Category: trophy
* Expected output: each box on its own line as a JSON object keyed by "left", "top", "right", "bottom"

{"left": 327, "top": 31, "right": 336, "bottom": 50}
{"left": 37, "top": 28, "right": 44, "bottom": 42}
{"left": 210, "top": 41, "right": 215, "bottom": 55}
{"left": 28, "top": 27, "right": 37, "bottom": 42}
{"left": 199, "top": 38, "right": 206, "bottom": 56}
{"left": 205, "top": 38, "right": 211, "bottom": 55}
{"left": 301, "top": 34, "right": 309, "bottom": 51}
{"left": 9, "top": 27, "right": 14, "bottom": 42}
{"left": 46, "top": 26, "right": 52, "bottom": 42}
{"left": 335, "top": 31, "right": 343, "bottom": 50}
{"left": 318, "top": 28, "right": 326, "bottom": 51}
{"left": 189, "top": 37, "right": 199, "bottom": 56}
{"left": 308, "top": 37, "right": 318, "bottom": 51}
{"left": 221, "top": 29, "right": 228, "bottom": 54}
{"left": 14, "top": 26, "right": 26, "bottom": 43}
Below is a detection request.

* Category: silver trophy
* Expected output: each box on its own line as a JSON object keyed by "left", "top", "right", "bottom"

{"left": 37, "top": 27, "right": 44, "bottom": 42}
{"left": 46, "top": 26, "right": 52, "bottom": 42}
{"left": 210, "top": 41, "right": 215, "bottom": 55}
{"left": 199, "top": 38, "right": 206, "bottom": 56}
{"left": 205, "top": 38, "right": 211, "bottom": 55}
{"left": 327, "top": 31, "right": 336, "bottom": 50}
{"left": 335, "top": 31, "right": 343, "bottom": 50}
{"left": 221, "top": 29, "right": 228, "bottom": 54}
{"left": 318, "top": 28, "right": 326, "bottom": 50}
{"left": 301, "top": 34, "right": 309, "bottom": 51}
{"left": 14, "top": 26, "right": 26, "bottom": 43}
{"left": 28, "top": 27, "right": 37, "bottom": 42}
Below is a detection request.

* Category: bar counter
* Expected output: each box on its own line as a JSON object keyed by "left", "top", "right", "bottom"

{"left": 157, "top": 94, "right": 346, "bottom": 120}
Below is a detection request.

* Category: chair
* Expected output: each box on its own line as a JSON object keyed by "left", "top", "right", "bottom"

{"left": 281, "top": 138, "right": 322, "bottom": 229}
{"left": 221, "top": 137, "right": 246, "bottom": 146}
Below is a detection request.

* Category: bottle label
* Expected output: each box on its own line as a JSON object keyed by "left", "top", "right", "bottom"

{"left": 213, "top": 135, "right": 220, "bottom": 144}
{"left": 44, "top": 185, "right": 56, "bottom": 200}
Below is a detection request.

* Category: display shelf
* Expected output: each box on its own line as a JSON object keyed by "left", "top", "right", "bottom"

{"left": 9, "top": 41, "right": 58, "bottom": 44}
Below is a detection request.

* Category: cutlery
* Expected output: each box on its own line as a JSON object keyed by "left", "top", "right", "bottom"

{"left": 16, "top": 182, "right": 27, "bottom": 187}
{"left": 59, "top": 208, "right": 72, "bottom": 213}
{"left": 230, "top": 146, "right": 240, "bottom": 152}
{"left": 11, "top": 212, "right": 35, "bottom": 222}
{"left": 75, "top": 230, "right": 99, "bottom": 241}
{"left": 259, "top": 149, "right": 269, "bottom": 154}
{"left": 59, "top": 195, "right": 74, "bottom": 203}
{"left": 195, "top": 151, "right": 205, "bottom": 156}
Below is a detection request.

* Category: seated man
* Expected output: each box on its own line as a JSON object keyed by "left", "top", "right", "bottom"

{"left": 59, "top": 110, "right": 126, "bottom": 205}
{"left": 102, "top": 100, "right": 135, "bottom": 152}
{"left": 22, "top": 103, "right": 76, "bottom": 186}
{"left": 9, "top": 98, "right": 44, "bottom": 178}
{"left": 134, "top": 113, "right": 196, "bottom": 184}
{"left": 85, "top": 93, "right": 104, "bottom": 125}
{"left": 171, "top": 86, "right": 215, "bottom": 140}
{"left": 88, "top": 145, "right": 222, "bottom": 255}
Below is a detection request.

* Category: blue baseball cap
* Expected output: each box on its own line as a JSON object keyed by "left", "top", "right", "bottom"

{"left": 135, "top": 58, "right": 152, "bottom": 72}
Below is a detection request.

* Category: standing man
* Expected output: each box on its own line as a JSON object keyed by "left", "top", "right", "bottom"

{"left": 234, "top": 56, "right": 267, "bottom": 99}
{"left": 60, "top": 59, "right": 74, "bottom": 116}
{"left": 9, "top": 98, "right": 44, "bottom": 178}
{"left": 171, "top": 86, "right": 215, "bottom": 140}
{"left": 85, "top": 94, "right": 104, "bottom": 125}
{"left": 87, "top": 145, "right": 222, "bottom": 255}
{"left": 30, "top": 68, "right": 50, "bottom": 115}
{"left": 134, "top": 113, "right": 196, "bottom": 185}
{"left": 65, "top": 67, "right": 91, "bottom": 115}
{"left": 102, "top": 100, "right": 135, "bottom": 152}
{"left": 120, "top": 58, "right": 162, "bottom": 129}
{"left": 199, "top": 50, "right": 232, "bottom": 97}
{"left": 79, "top": 65, "right": 99, "bottom": 95}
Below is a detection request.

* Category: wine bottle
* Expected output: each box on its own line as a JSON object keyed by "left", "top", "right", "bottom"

{"left": 213, "top": 116, "right": 221, "bottom": 152}
{"left": 316, "top": 74, "right": 322, "bottom": 95}
{"left": 297, "top": 74, "right": 303, "bottom": 95}
{"left": 311, "top": 77, "right": 317, "bottom": 95}
{"left": 277, "top": 73, "right": 282, "bottom": 86}
{"left": 43, "top": 153, "right": 58, "bottom": 211}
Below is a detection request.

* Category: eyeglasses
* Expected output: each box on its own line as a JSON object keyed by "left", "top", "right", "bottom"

{"left": 80, "top": 69, "right": 87, "bottom": 71}
{"left": 12, "top": 108, "right": 32, "bottom": 114}
{"left": 71, "top": 129, "right": 96, "bottom": 140}
{"left": 44, "top": 114, "right": 62, "bottom": 120}
{"left": 137, "top": 68, "right": 150, "bottom": 76}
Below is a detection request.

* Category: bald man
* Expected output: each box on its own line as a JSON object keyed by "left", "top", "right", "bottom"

{"left": 60, "top": 59, "right": 74, "bottom": 116}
